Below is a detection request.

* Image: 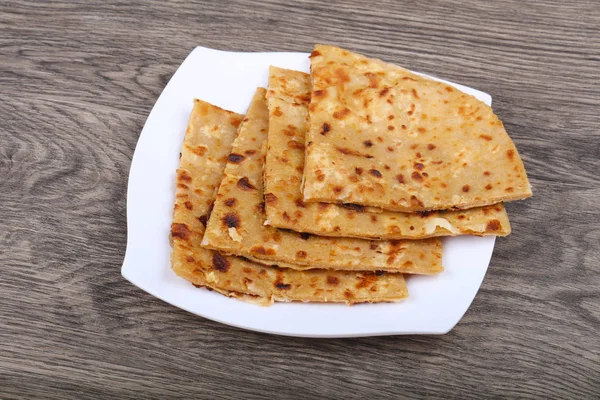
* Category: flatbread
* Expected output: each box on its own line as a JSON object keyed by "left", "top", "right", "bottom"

{"left": 303, "top": 44, "right": 532, "bottom": 212}
{"left": 171, "top": 98, "right": 408, "bottom": 304}
{"left": 264, "top": 66, "right": 511, "bottom": 239}
{"left": 201, "top": 88, "right": 443, "bottom": 273}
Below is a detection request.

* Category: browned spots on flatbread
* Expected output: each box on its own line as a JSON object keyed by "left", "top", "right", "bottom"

{"left": 506, "top": 187, "right": 514, "bottom": 192}
{"left": 403, "top": 260, "right": 414, "bottom": 268}
{"left": 414, "top": 163, "right": 425, "bottom": 170}
{"left": 335, "top": 68, "right": 351, "bottom": 83}
{"left": 388, "top": 115, "right": 394, "bottom": 120}
{"left": 184, "top": 201, "right": 193, "bottom": 210}
{"left": 402, "top": 76, "right": 417, "bottom": 81}
{"left": 179, "top": 170, "right": 192, "bottom": 182}
{"left": 479, "top": 134, "right": 493, "bottom": 141}
{"left": 227, "top": 153, "right": 245, "bottom": 163}
{"left": 412, "top": 88, "right": 420, "bottom": 99}
{"left": 396, "top": 174, "right": 405, "bottom": 184}
{"left": 369, "top": 169, "right": 382, "bottom": 178}
{"left": 186, "top": 255, "right": 195, "bottom": 263}
{"left": 295, "top": 198, "right": 305, "bottom": 208}
{"left": 356, "top": 273, "right": 378, "bottom": 289}
{"left": 486, "top": 219, "right": 502, "bottom": 232}
{"left": 273, "top": 106, "right": 283, "bottom": 117}
{"left": 333, "top": 107, "right": 351, "bottom": 119}
{"left": 462, "top": 185, "right": 471, "bottom": 192}
{"left": 251, "top": 246, "right": 276, "bottom": 256}
{"left": 212, "top": 252, "right": 230, "bottom": 272}
{"left": 387, "top": 125, "right": 395, "bottom": 131}
{"left": 507, "top": 149, "right": 515, "bottom": 160}
{"left": 388, "top": 225, "right": 401, "bottom": 234}
{"left": 287, "top": 140, "right": 305, "bottom": 150}
{"left": 224, "top": 198, "right": 237, "bottom": 207}
{"left": 282, "top": 212, "right": 291, "bottom": 222}
{"left": 296, "top": 250, "right": 308, "bottom": 259}
{"left": 407, "top": 103, "right": 415, "bottom": 116}
{"left": 336, "top": 146, "right": 373, "bottom": 158}
{"left": 237, "top": 177, "right": 256, "bottom": 191}
{"left": 344, "top": 289, "right": 355, "bottom": 300}
{"left": 310, "top": 49, "right": 322, "bottom": 58}
{"left": 333, "top": 186, "right": 343, "bottom": 194}
{"left": 244, "top": 149, "right": 257, "bottom": 156}
{"left": 275, "top": 281, "right": 292, "bottom": 290}
{"left": 222, "top": 212, "right": 240, "bottom": 228}
{"left": 411, "top": 171, "right": 423, "bottom": 181}
{"left": 365, "top": 72, "right": 380, "bottom": 88}
{"left": 410, "top": 195, "right": 424, "bottom": 207}
{"left": 320, "top": 122, "right": 331, "bottom": 135}
{"left": 485, "top": 184, "right": 493, "bottom": 190}
{"left": 327, "top": 276, "right": 340, "bottom": 286}
{"left": 417, "top": 127, "right": 427, "bottom": 133}
{"left": 364, "top": 140, "right": 373, "bottom": 147}
{"left": 264, "top": 193, "right": 277, "bottom": 205}
{"left": 198, "top": 215, "right": 208, "bottom": 226}
{"left": 313, "top": 89, "right": 326, "bottom": 98}
{"left": 428, "top": 143, "right": 436, "bottom": 150}
{"left": 401, "top": 124, "right": 407, "bottom": 130}
{"left": 318, "top": 202, "right": 331, "bottom": 211}
{"left": 189, "top": 146, "right": 208, "bottom": 156}
{"left": 371, "top": 215, "right": 378, "bottom": 222}
{"left": 445, "top": 86, "right": 454, "bottom": 92}
{"left": 171, "top": 223, "right": 191, "bottom": 241}
{"left": 355, "top": 167, "right": 363, "bottom": 175}
{"left": 256, "top": 202, "right": 265, "bottom": 213}
{"left": 379, "top": 87, "right": 390, "bottom": 97}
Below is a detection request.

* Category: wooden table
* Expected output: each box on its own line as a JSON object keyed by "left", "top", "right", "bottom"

{"left": 2, "top": 1, "right": 599, "bottom": 398}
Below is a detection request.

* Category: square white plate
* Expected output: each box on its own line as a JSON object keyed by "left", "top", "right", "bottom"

{"left": 122, "top": 46, "right": 496, "bottom": 338}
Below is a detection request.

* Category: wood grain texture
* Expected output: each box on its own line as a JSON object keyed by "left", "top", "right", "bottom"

{"left": 1, "top": 0, "right": 599, "bottom": 398}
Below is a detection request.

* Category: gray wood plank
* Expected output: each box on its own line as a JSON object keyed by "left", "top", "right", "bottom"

{"left": 1, "top": 0, "right": 599, "bottom": 398}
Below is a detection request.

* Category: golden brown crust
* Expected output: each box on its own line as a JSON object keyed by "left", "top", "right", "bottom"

{"left": 264, "top": 66, "right": 511, "bottom": 239}
{"left": 303, "top": 44, "right": 532, "bottom": 212}
{"left": 201, "top": 88, "right": 443, "bottom": 274}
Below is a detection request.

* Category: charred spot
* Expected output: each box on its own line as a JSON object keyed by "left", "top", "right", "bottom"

{"left": 396, "top": 174, "right": 405, "bottom": 184}
{"left": 296, "top": 250, "right": 307, "bottom": 259}
{"left": 462, "top": 185, "right": 470, "bottom": 192}
{"left": 414, "top": 162, "right": 425, "bottom": 170}
{"left": 387, "top": 125, "right": 395, "bottom": 131}
{"left": 369, "top": 169, "right": 382, "bottom": 178}
{"left": 333, "top": 186, "right": 344, "bottom": 194}
{"left": 171, "top": 223, "right": 191, "bottom": 241}
{"left": 401, "top": 124, "right": 407, "bottom": 129}
{"left": 364, "top": 140, "right": 373, "bottom": 147}
{"left": 276, "top": 282, "right": 292, "bottom": 290}
{"left": 379, "top": 87, "right": 390, "bottom": 97}
{"left": 186, "top": 255, "right": 195, "bottom": 263}
{"left": 409, "top": 225, "right": 414, "bottom": 230}
{"left": 237, "top": 177, "right": 256, "bottom": 191}
{"left": 224, "top": 198, "right": 237, "bottom": 207}
{"left": 309, "top": 50, "right": 322, "bottom": 58}
{"left": 341, "top": 203, "right": 366, "bottom": 212}
{"left": 256, "top": 202, "right": 265, "bottom": 213}
{"left": 485, "top": 184, "right": 493, "bottom": 190}
{"left": 212, "top": 252, "right": 230, "bottom": 272}
{"left": 479, "top": 134, "right": 493, "bottom": 141}
{"left": 265, "top": 193, "right": 278, "bottom": 205}
{"left": 384, "top": 165, "right": 391, "bottom": 170}
{"left": 282, "top": 212, "right": 291, "bottom": 222}
{"left": 388, "top": 115, "right": 395, "bottom": 120}
{"left": 179, "top": 170, "right": 192, "bottom": 183}
{"left": 416, "top": 152, "right": 422, "bottom": 158}
{"left": 333, "top": 107, "right": 351, "bottom": 119}
{"left": 355, "top": 167, "right": 364, "bottom": 175}
{"left": 299, "top": 232, "right": 311, "bottom": 240}
{"left": 411, "top": 171, "right": 423, "bottom": 181}
{"left": 457, "top": 215, "right": 466, "bottom": 220}
{"left": 336, "top": 146, "right": 373, "bottom": 158}
{"left": 507, "top": 149, "right": 515, "bottom": 160}
{"left": 320, "top": 122, "right": 331, "bottom": 135}
{"left": 387, "top": 146, "right": 394, "bottom": 152}
{"left": 222, "top": 212, "right": 240, "bottom": 228}
{"left": 251, "top": 246, "right": 276, "bottom": 256}
{"left": 227, "top": 153, "right": 245, "bottom": 163}
{"left": 327, "top": 276, "right": 340, "bottom": 286}
{"left": 428, "top": 144, "right": 436, "bottom": 150}
{"left": 486, "top": 219, "right": 502, "bottom": 232}
{"left": 184, "top": 201, "right": 193, "bottom": 210}
{"left": 287, "top": 140, "right": 304, "bottom": 150}
{"left": 410, "top": 195, "right": 424, "bottom": 207}
{"left": 318, "top": 202, "right": 331, "bottom": 211}
{"left": 198, "top": 215, "right": 208, "bottom": 226}
{"left": 417, "top": 210, "right": 436, "bottom": 218}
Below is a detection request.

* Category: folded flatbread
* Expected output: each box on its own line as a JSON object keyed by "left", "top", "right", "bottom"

{"left": 303, "top": 44, "right": 532, "bottom": 212}
{"left": 265, "top": 66, "right": 511, "bottom": 238}
{"left": 201, "top": 88, "right": 443, "bottom": 273}
{"left": 171, "top": 99, "right": 408, "bottom": 304}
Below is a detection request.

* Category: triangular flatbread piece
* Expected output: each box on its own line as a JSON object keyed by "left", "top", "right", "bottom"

{"left": 303, "top": 44, "right": 532, "bottom": 212}
{"left": 201, "top": 88, "right": 442, "bottom": 273}
{"left": 265, "top": 66, "right": 511, "bottom": 238}
{"left": 171, "top": 99, "right": 408, "bottom": 304}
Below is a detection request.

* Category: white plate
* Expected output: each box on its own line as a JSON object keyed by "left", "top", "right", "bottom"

{"left": 122, "top": 46, "right": 496, "bottom": 338}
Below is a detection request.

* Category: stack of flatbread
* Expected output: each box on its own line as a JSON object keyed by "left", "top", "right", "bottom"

{"left": 170, "top": 45, "right": 531, "bottom": 305}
